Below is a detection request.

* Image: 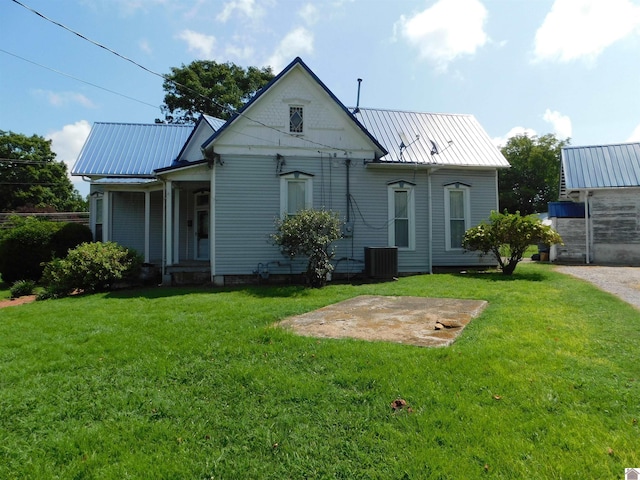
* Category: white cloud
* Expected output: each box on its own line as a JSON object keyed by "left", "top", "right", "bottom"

{"left": 35, "top": 90, "right": 96, "bottom": 108}
{"left": 543, "top": 109, "right": 572, "bottom": 139}
{"left": 225, "top": 42, "right": 255, "bottom": 60}
{"left": 176, "top": 30, "right": 216, "bottom": 59}
{"left": 627, "top": 124, "right": 640, "bottom": 142}
{"left": 299, "top": 4, "right": 319, "bottom": 25}
{"left": 492, "top": 126, "right": 538, "bottom": 147}
{"left": 395, "top": 0, "right": 489, "bottom": 71}
{"left": 47, "top": 121, "right": 92, "bottom": 197}
{"left": 217, "top": 0, "right": 263, "bottom": 22}
{"left": 47, "top": 121, "right": 92, "bottom": 169}
{"left": 266, "top": 27, "right": 314, "bottom": 72}
{"left": 139, "top": 38, "right": 152, "bottom": 55}
{"left": 534, "top": 0, "right": 640, "bottom": 63}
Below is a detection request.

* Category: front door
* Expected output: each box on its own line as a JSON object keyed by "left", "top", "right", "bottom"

{"left": 194, "top": 192, "right": 209, "bottom": 260}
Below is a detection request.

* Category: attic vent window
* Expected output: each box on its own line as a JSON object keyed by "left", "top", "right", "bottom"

{"left": 289, "top": 106, "right": 304, "bottom": 133}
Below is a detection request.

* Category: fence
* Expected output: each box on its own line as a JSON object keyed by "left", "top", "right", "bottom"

{"left": 0, "top": 212, "right": 90, "bottom": 229}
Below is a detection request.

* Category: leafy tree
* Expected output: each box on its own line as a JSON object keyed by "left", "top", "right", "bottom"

{"left": 272, "top": 209, "right": 343, "bottom": 288}
{"left": 160, "top": 60, "right": 274, "bottom": 124}
{"left": 0, "top": 217, "right": 92, "bottom": 283}
{"left": 499, "top": 134, "right": 569, "bottom": 215}
{"left": 0, "top": 131, "right": 87, "bottom": 212}
{"left": 462, "top": 210, "right": 563, "bottom": 275}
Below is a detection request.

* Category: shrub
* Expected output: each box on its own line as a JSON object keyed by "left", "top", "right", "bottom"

{"left": 0, "top": 217, "right": 61, "bottom": 283}
{"left": 272, "top": 209, "right": 342, "bottom": 288}
{"left": 462, "top": 210, "right": 563, "bottom": 275}
{"left": 41, "top": 242, "right": 142, "bottom": 297}
{"left": 51, "top": 222, "right": 93, "bottom": 258}
{"left": 10, "top": 279, "right": 35, "bottom": 299}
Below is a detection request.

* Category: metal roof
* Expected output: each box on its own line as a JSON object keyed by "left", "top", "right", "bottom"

{"left": 354, "top": 108, "right": 509, "bottom": 167}
{"left": 72, "top": 122, "right": 194, "bottom": 176}
{"left": 562, "top": 142, "right": 640, "bottom": 190}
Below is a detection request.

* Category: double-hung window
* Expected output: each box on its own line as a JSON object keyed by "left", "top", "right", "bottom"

{"left": 280, "top": 171, "right": 313, "bottom": 216}
{"left": 388, "top": 181, "right": 415, "bottom": 249}
{"left": 444, "top": 183, "right": 471, "bottom": 250}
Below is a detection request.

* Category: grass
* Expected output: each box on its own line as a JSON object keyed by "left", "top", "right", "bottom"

{"left": 1, "top": 262, "right": 639, "bottom": 478}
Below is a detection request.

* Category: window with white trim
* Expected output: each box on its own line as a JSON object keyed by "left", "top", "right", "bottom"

{"left": 388, "top": 181, "right": 415, "bottom": 249}
{"left": 93, "top": 195, "right": 104, "bottom": 242}
{"left": 444, "top": 183, "right": 471, "bottom": 250}
{"left": 289, "top": 106, "right": 304, "bottom": 133}
{"left": 280, "top": 171, "right": 313, "bottom": 216}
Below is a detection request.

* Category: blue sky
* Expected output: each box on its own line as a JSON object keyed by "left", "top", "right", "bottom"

{"left": 2, "top": 0, "right": 640, "bottom": 197}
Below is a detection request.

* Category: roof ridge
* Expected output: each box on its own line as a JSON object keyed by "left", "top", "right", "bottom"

{"left": 94, "top": 121, "right": 194, "bottom": 127}
{"left": 564, "top": 141, "right": 640, "bottom": 149}
{"left": 353, "top": 107, "right": 472, "bottom": 117}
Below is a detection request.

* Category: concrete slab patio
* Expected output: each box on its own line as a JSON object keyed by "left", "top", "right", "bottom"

{"left": 277, "top": 295, "right": 488, "bottom": 347}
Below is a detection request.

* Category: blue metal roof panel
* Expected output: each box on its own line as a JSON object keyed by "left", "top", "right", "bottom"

{"left": 72, "top": 122, "right": 194, "bottom": 176}
{"left": 562, "top": 143, "right": 640, "bottom": 189}
{"left": 354, "top": 108, "right": 509, "bottom": 167}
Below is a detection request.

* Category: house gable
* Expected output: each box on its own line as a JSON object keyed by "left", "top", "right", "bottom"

{"left": 202, "top": 58, "right": 387, "bottom": 160}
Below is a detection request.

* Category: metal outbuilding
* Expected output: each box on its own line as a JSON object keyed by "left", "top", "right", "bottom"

{"left": 552, "top": 142, "right": 640, "bottom": 265}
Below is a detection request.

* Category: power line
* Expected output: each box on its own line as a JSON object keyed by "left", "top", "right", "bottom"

{"left": 0, "top": 48, "right": 160, "bottom": 111}
{"left": 10, "top": 0, "right": 362, "bottom": 155}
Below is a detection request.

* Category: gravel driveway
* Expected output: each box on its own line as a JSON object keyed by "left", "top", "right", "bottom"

{"left": 555, "top": 265, "right": 640, "bottom": 310}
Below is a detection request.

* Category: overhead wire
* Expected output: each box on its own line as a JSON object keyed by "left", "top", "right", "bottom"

{"left": 10, "top": 0, "right": 364, "bottom": 155}
{"left": 0, "top": 48, "right": 160, "bottom": 111}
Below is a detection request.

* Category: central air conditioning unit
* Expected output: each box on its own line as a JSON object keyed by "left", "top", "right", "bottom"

{"left": 364, "top": 247, "right": 398, "bottom": 279}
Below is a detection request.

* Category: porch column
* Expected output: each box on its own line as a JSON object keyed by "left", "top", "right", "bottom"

{"left": 102, "top": 191, "right": 110, "bottom": 241}
{"left": 165, "top": 180, "right": 173, "bottom": 266}
{"left": 173, "top": 187, "right": 180, "bottom": 264}
{"left": 210, "top": 165, "right": 216, "bottom": 280}
{"left": 144, "top": 190, "right": 150, "bottom": 263}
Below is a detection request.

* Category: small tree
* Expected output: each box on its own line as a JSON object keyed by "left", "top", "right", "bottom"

{"left": 462, "top": 210, "right": 562, "bottom": 275}
{"left": 40, "top": 242, "right": 142, "bottom": 298}
{"left": 272, "top": 209, "right": 342, "bottom": 288}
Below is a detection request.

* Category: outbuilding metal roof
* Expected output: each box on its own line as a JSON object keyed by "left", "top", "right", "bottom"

{"left": 354, "top": 108, "right": 509, "bottom": 167}
{"left": 562, "top": 142, "right": 640, "bottom": 190}
{"left": 72, "top": 122, "right": 194, "bottom": 177}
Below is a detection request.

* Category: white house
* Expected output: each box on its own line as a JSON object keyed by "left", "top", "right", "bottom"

{"left": 73, "top": 57, "right": 509, "bottom": 285}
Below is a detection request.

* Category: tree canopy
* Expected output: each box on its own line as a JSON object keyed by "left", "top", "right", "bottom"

{"left": 0, "top": 131, "right": 86, "bottom": 212}
{"left": 160, "top": 60, "right": 274, "bottom": 124}
{"left": 463, "top": 210, "right": 563, "bottom": 275}
{"left": 499, "top": 133, "right": 569, "bottom": 215}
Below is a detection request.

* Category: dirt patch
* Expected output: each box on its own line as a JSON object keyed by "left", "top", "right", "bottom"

{"left": 277, "top": 295, "right": 488, "bottom": 347}
{"left": 0, "top": 295, "right": 37, "bottom": 309}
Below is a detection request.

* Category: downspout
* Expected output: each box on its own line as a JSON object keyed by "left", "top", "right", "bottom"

{"left": 345, "top": 158, "right": 351, "bottom": 222}
{"left": 160, "top": 178, "right": 166, "bottom": 278}
{"left": 427, "top": 168, "right": 433, "bottom": 274}
{"left": 585, "top": 190, "right": 590, "bottom": 264}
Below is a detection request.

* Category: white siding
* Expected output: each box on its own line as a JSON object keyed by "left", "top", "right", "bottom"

{"left": 430, "top": 169, "right": 498, "bottom": 267}
{"left": 111, "top": 192, "right": 145, "bottom": 255}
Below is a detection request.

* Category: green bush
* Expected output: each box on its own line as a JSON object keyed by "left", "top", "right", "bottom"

{"left": 272, "top": 209, "right": 342, "bottom": 288}
{"left": 41, "top": 242, "right": 142, "bottom": 298}
{"left": 0, "top": 217, "right": 61, "bottom": 283}
{"left": 51, "top": 222, "right": 93, "bottom": 258}
{"left": 462, "top": 210, "right": 563, "bottom": 275}
{"left": 10, "top": 279, "right": 35, "bottom": 299}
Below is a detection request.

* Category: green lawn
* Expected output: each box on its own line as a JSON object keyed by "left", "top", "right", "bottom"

{"left": 1, "top": 262, "right": 639, "bottom": 479}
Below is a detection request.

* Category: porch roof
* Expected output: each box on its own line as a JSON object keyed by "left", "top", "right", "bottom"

{"left": 72, "top": 122, "right": 194, "bottom": 176}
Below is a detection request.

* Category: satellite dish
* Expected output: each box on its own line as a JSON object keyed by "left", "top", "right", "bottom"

{"left": 430, "top": 139, "right": 438, "bottom": 155}
{"left": 399, "top": 132, "right": 410, "bottom": 149}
